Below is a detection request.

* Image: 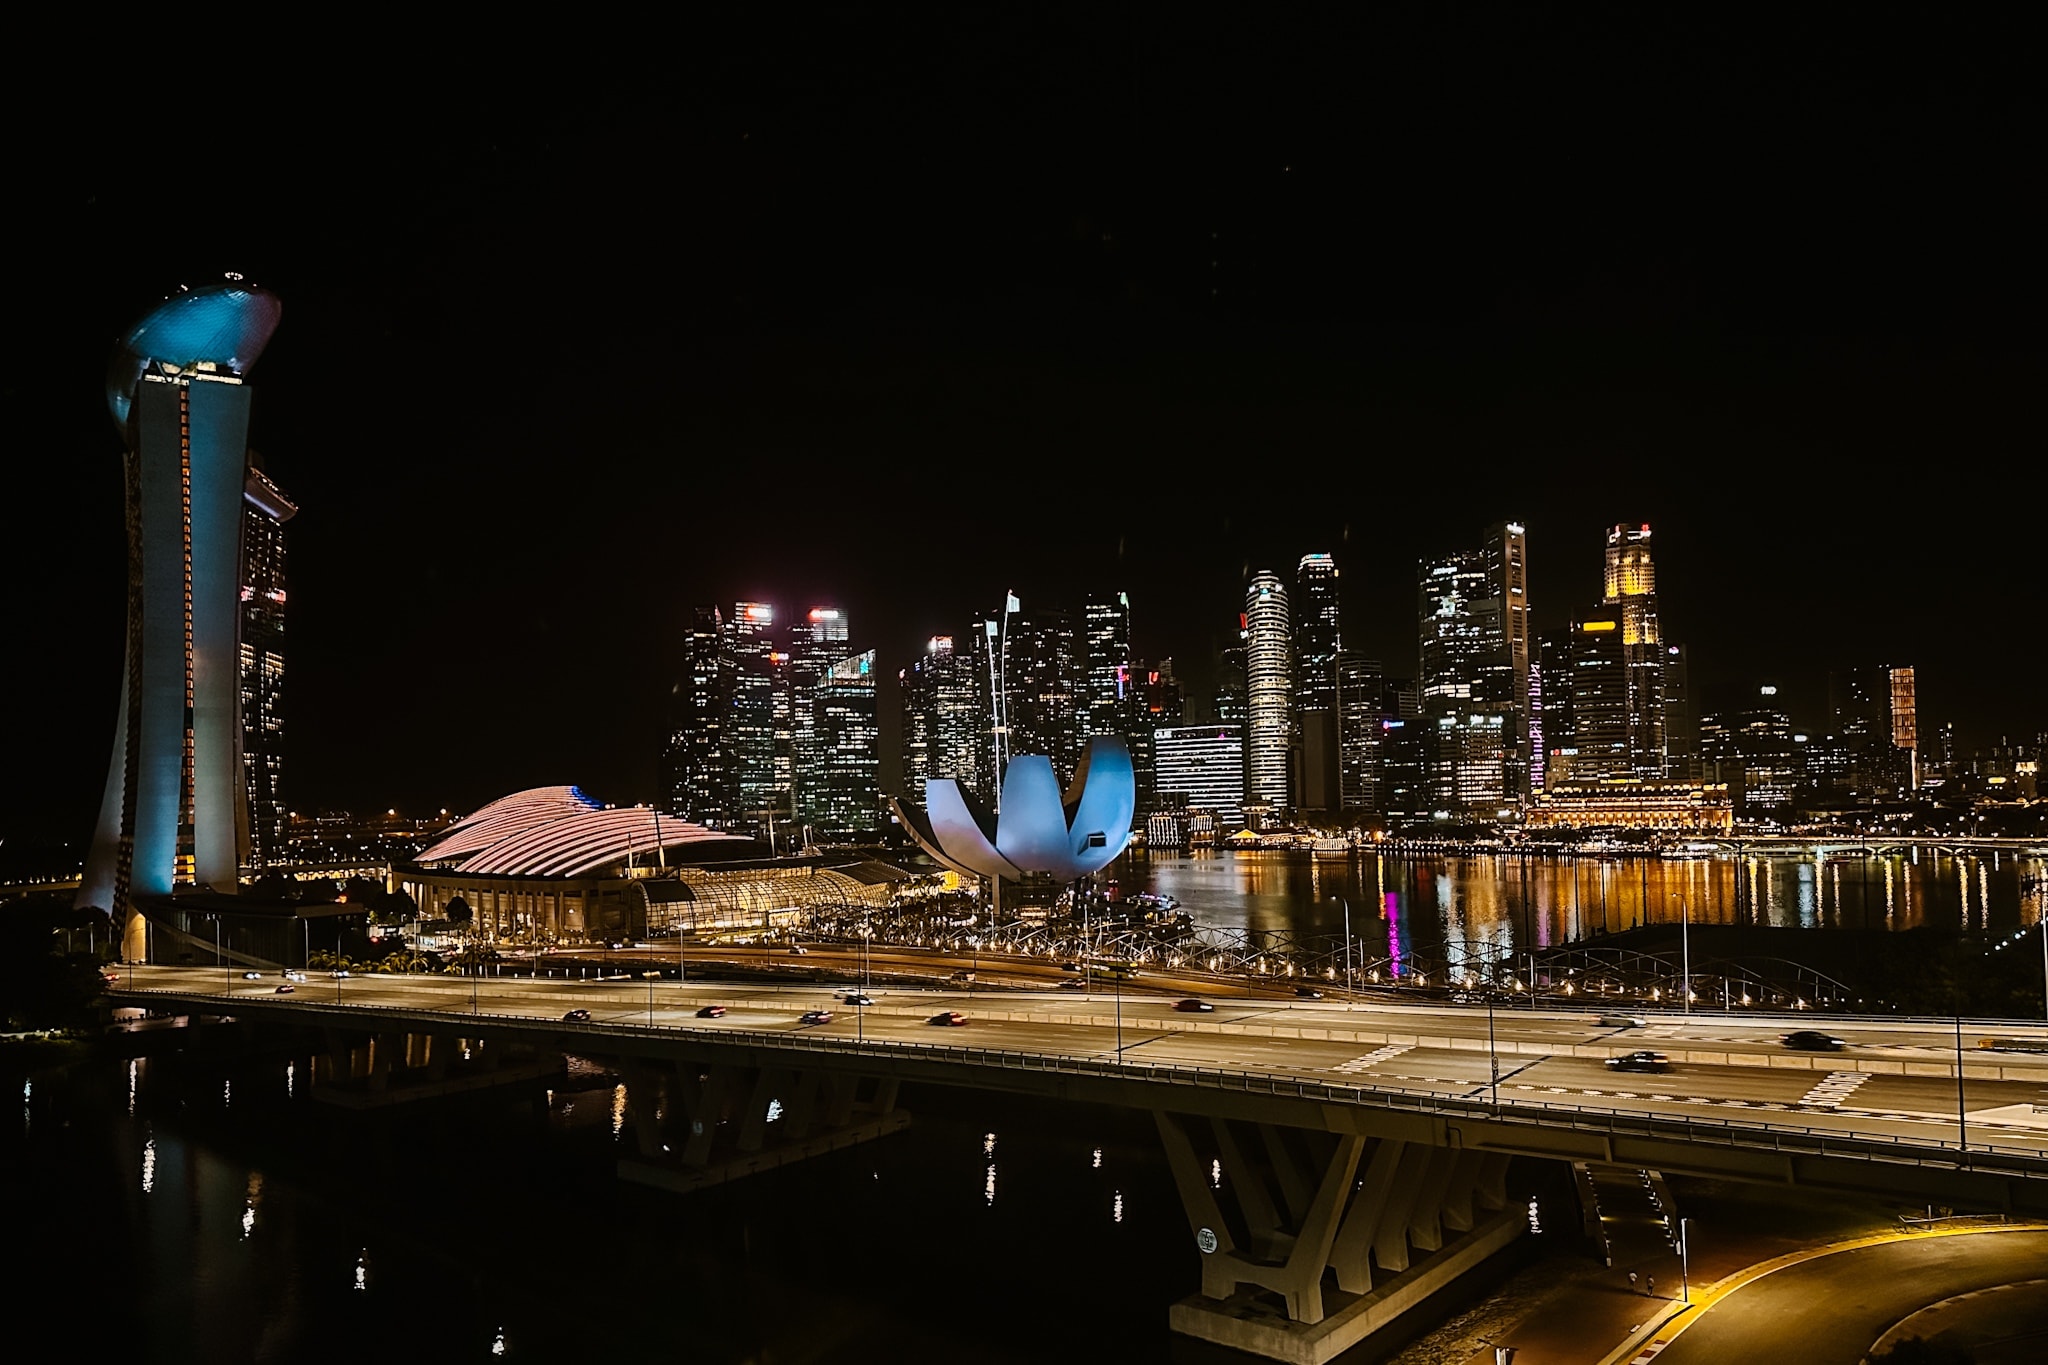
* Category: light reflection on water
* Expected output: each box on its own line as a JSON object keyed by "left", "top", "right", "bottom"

{"left": 1135, "top": 849, "right": 2048, "bottom": 959}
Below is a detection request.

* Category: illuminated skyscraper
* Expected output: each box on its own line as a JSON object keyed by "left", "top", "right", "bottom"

{"left": 997, "top": 598, "right": 1085, "bottom": 778}
{"left": 1293, "top": 553, "right": 1342, "bottom": 813}
{"left": 1336, "top": 652, "right": 1384, "bottom": 813}
{"left": 1243, "top": 570, "right": 1293, "bottom": 815}
{"left": 790, "top": 605, "right": 850, "bottom": 825}
{"left": 1416, "top": 520, "right": 1527, "bottom": 815}
{"left": 238, "top": 460, "right": 296, "bottom": 868}
{"left": 798, "top": 649, "right": 879, "bottom": 840}
{"left": 80, "top": 283, "right": 284, "bottom": 954}
{"left": 1154, "top": 725, "right": 1246, "bottom": 831}
{"left": 665, "top": 604, "right": 736, "bottom": 827}
{"left": 727, "top": 602, "right": 791, "bottom": 839}
{"left": 1602, "top": 523, "right": 1666, "bottom": 777}
{"left": 899, "top": 635, "right": 984, "bottom": 803}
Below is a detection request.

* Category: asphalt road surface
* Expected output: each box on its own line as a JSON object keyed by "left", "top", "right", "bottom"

{"left": 1655, "top": 1229, "right": 2048, "bottom": 1365}
{"left": 118, "top": 961, "right": 2048, "bottom": 1159}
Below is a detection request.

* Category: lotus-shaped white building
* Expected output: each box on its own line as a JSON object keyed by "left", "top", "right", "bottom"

{"left": 889, "top": 737, "right": 1136, "bottom": 884}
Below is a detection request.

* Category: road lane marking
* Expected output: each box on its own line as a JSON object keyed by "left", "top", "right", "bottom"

{"left": 1333, "top": 1044, "right": 1414, "bottom": 1073}
{"left": 1800, "top": 1070, "right": 1872, "bottom": 1107}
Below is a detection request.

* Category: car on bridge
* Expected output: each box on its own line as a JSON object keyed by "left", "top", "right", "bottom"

{"left": 283, "top": 970, "right": 306, "bottom": 982}
{"left": 1597, "top": 1013, "right": 1647, "bottom": 1028}
{"left": 842, "top": 993, "right": 874, "bottom": 1006}
{"left": 242, "top": 971, "right": 262, "bottom": 980}
{"left": 786, "top": 945, "right": 808, "bottom": 956}
{"left": 1605, "top": 1050, "right": 1671, "bottom": 1073}
{"left": 1057, "top": 978, "right": 1086, "bottom": 990}
{"left": 799, "top": 1009, "right": 833, "bottom": 1025}
{"left": 696, "top": 1005, "right": 727, "bottom": 1018}
{"left": 1173, "top": 998, "right": 1216, "bottom": 1013}
{"left": 929, "top": 1011, "right": 968, "bottom": 1026}
{"left": 562, "top": 1008, "right": 591, "bottom": 1022}
{"left": 1295, "top": 986, "right": 1324, "bottom": 999}
{"left": 274, "top": 984, "right": 295, "bottom": 994}
{"left": 1782, "top": 1030, "right": 1846, "bottom": 1051}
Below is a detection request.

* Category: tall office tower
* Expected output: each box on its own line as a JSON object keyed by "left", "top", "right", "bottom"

{"left": 797, "top": 650, "right": 879, "bottom": 840}
{"left": 237, "top": 460, "right": 296, "bottom": 869}
{"left": 1293, "top": 553, "right": 1343, "bottom": 813}
{"left": 1154, "top": 725, "right": 1246, "bottom": 831}
{"left": 789, "top": 606, "right": 850, "bottom": 824}
{"left": 1889, "top": 667, "right": 1918, "bottom": 789}
{"left": 1336, "top": 652, "right": 1385, "bottom": 815}
{"left": 899, "top": 655, "right": 935, "bottom": 803}
{"left": 1662, "top": 644, "right": 1697, "bottom": 779}
{"left": 1700, "top": 685, "right": 1797, "bottom": 816}
{"left": 1554, "top": 609, "right": 1629, "bottom": 780}
{"left": 1083, "top": 591, "right": 1135, "bottom": 738}
{"left": 1828, "top": 664, "right": 1919, "bottom": 798}
{"left": 1243, "top": 571, "right": 1293, "bottom": 816}
{"left": 727, "top": 602, "right": 789, "bottom": 838}
{"left": 1002, "top": 600, "right": 1086, "bottom": 777}
{"left": 1211, "top": 636, "right": 1248, "bottom": 727}
{"left": 81, "top": 283, "right": 284, "bottom": 954}
{"left": 1482, "top": 522, "right": 1532, "bottom": 797}
{"left": 899, "top": 635, "right": 985, "bottom": 803}
{"left": 666, "top": 605, "right": 736, "bottom": 825}
{"left": 1415, "top": 523, "right": 1525, "bottom": 815}
{"left": 1602, "top": 523, "right": 1667, "bottom": 777}
{"left": 1131, "top": 657, "right": 1184, "bottom": 816}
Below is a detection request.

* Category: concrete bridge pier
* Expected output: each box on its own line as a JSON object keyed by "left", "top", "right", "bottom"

{"left": 1156, "top": 1113, "right": 1523, "bottom": 1365}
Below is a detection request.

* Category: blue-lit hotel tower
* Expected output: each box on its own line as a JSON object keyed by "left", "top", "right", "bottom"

{"left": 79, "top": 283, "right": 284, "bottom": 957}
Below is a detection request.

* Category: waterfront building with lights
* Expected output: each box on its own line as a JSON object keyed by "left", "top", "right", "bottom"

{"left": 1152, "top": 725, "right": 1246, "bottom": 832}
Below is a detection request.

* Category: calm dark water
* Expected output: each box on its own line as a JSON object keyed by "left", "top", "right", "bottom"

{"left": 1132, "top": 849, "right": 2048, "bottom": 958}
{"left": 5, "top": 1043, "right": 1219, "bottom": 1365}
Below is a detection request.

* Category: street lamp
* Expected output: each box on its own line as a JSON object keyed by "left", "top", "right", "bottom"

{"left": 1678, "top": 1217, "right": 1692, "bottom": 1306}
{"left": 643, "top": 971, "right": 660, "bottom": 1027}
{"left": 1672, "top": 894, "right": 1692, "bottom": 1014}
{"left": 1485, "top": 987, "right": 1500, "bottom": 1114}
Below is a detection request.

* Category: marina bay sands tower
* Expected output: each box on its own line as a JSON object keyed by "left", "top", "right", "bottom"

{"left": 78, "top": 282, "right": 284, "bottom": 958}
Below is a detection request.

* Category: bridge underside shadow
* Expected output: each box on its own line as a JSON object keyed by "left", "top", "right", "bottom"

{"left": 1155, "top": 1113, "right": 1522, "bottom": 1364}
{"left": 614, "top": 1057, "right": 911, "bottom": 1194}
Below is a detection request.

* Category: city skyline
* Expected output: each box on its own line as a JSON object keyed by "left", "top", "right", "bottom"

{"left": 13, "top": 12, "right": 2047, "bottom": 854}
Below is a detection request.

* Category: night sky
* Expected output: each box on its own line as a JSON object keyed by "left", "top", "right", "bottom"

{"left": 9, "top": 11, "right": 2045, "bottom": 863}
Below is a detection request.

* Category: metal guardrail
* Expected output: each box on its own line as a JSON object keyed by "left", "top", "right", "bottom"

{"left": 114, "top": 983, "right": 2048, "bottom": 1177}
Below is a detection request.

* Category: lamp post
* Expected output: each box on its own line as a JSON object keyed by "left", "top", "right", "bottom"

{"left": 1115, "top": 971, "right": 1124, "bottom": 1062}
{"left": 1673, "top": 894, "right": 1692, "bottom": 1014}
{"left": 1341, "top": 896, "right": 1354, "bottom": 995}
{"left": 1955, "top": 1014, "right": 1969, "bottom": 1159}
{"left": 643, "top": 971, "right": 660, "bottom": 1027}
{"left": 1679, "top": 1217, "right": 1692, "bottom": 1306}
{"left": 1486, "top": 988, "right": 1500, "bottom": 1115}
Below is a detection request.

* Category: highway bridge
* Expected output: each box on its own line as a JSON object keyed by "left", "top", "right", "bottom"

{"left": 113, "top": 966, "right": 2048, "bottom": 1363}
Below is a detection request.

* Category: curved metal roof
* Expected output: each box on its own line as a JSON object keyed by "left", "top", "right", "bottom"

{"left": 106, "top": 281, "right": 283, "bottom": 432}
{"left": 419, "top": 786, "right": 749, "bottom": 877}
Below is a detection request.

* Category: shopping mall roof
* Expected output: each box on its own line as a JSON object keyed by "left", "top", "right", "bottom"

{"left": 417, "top": 786, "right": 750, "bottom": 878}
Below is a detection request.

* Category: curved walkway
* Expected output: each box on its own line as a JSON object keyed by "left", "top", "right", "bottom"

{"left": 1620, "top": 1226, "right": 2048, "bottom": 1365}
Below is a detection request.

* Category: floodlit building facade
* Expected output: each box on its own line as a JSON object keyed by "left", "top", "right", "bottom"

{"left": 79, "top": 282, "right": 285, "bottom": 955}
{"left": 1243, "top": 571, "right": 1293, "bottom": 815}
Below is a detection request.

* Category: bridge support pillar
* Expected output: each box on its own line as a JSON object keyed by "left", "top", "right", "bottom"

{"left": 1160, "top": 1116, "right": 1526, "bottom": 1365}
